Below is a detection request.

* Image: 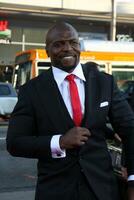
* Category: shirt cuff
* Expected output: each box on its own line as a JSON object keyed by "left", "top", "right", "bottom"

{"left": 50, "top": 135, "right": 66, "bottom": 158}
{"left": 128, "top": 175, "right": 134, "bottom": 181}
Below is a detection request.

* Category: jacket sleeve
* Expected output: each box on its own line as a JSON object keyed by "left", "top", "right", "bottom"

{"left": 6, "top": 85, "right": 52, "bottom": 159}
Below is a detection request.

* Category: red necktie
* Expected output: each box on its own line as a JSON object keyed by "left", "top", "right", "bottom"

{"left": 66, "top": 74, "right": 82, "bottom": 126}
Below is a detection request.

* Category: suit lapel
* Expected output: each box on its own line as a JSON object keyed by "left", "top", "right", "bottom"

{"left": 35, "top": 68, "right": 74, "bottom": 131}
{"left": 82, "top": 64, "right": 101, "bottom": 127}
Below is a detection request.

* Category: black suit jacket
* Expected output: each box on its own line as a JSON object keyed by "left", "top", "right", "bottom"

{"left": 6, "top": 63, "right": 134, "bottom": 200}
{"left": 128, "top": 92, "right": 134, "bottom": 111}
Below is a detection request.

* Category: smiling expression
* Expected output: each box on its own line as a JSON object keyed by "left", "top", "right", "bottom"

{"left": 46, "top": 22, "right": 81, "bottom": 72}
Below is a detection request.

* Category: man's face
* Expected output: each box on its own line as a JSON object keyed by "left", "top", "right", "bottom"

{"left": 46, "top": 24, "right": 81, "bottom": 72}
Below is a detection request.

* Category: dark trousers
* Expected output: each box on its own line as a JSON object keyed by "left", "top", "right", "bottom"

{"left": 77, "top": 173, "right": 97, "bottom": 200}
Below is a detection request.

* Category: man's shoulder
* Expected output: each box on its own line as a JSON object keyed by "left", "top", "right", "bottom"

{"left": 82, "top": 62, "right": 112, "bottom": 78}
{"left": 19, "top": 69, "right": 51, "bottom": 92}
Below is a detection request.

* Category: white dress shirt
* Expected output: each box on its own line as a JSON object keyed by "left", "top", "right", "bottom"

{"left": 50, "top": 63, "right": 85, "bottom": 158}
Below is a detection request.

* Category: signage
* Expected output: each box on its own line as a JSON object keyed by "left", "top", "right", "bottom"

{"left": 0, "top": 29, "right": 11, "bottom": 38}
{"left": 117, "top": 34, "right": 133, "bottom": 42}
{"left": 0, "top": 20, "right": 8, "bottom": 31}
{"left": 0, "top": 20, "right": 11, "bottom": 43}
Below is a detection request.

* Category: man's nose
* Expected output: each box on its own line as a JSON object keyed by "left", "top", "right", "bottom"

{"left": 63, "top": 41, "right": 72, "bottom": 51}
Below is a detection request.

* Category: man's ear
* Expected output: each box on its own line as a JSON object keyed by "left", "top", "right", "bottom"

{"left": 46, "top": 48, "right": 50, "bottom": 57}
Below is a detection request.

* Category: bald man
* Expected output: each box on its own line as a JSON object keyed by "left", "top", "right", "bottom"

{"left": 7, "top": 22, "right": 134, "bottom": 200}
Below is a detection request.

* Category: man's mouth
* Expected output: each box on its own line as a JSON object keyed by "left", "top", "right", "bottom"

{"left": 62, "top": 55, "right": 74, "bottom": 59}
{"left": 61, "top": 56, "right": 75, "bottom": 63}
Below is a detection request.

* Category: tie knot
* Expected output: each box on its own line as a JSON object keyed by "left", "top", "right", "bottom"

{"left": 66, "top": 74, "right": 75, "bottom": 81}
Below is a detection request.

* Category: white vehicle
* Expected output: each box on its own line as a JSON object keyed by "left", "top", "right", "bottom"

{"left": 0, "top": 82, "right": 18, "bottom": 120}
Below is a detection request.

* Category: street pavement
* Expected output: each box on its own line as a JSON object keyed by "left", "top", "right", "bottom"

{"left": 0, "top": 122, "right": 37, "bottom": 200}
{"left": 0, "top": 190, "right": 35, "bottom": 200}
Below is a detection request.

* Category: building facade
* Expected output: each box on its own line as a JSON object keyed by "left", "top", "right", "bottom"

{"left": 0, "top": 0, "right": 134, "bottom": 82}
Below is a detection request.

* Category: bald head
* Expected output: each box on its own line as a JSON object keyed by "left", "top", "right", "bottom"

{"left": 45, "top": 22, "right": 79, "bottom": 49}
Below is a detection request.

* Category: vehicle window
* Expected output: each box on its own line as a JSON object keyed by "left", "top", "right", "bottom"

{"left": 37, "top": 62, "right": 51, "bottom": 75}
{"left": 15, "top": 61, "right": 31, "bottom": 89}
{"left": 0, "top": 85, "right": 11, "bottom": 95}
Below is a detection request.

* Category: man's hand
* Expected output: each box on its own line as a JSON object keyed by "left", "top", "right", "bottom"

{"left": 59, "top": 127, "right": 91, "bottom": 149}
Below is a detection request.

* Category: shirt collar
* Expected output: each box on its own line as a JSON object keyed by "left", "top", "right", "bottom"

{"left": 52, "top": 63, "right": 86, "bottom": 87}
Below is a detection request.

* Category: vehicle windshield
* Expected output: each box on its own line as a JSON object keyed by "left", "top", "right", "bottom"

{"left": 14, "top": 61, "right": 32, "bottom": 90}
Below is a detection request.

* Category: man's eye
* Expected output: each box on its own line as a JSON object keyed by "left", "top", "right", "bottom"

{"left": 71, "top": 41, "right": 80, "bottom": 46}
{"left": 53, "top": 42, "right": 62, "bottom": 48}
